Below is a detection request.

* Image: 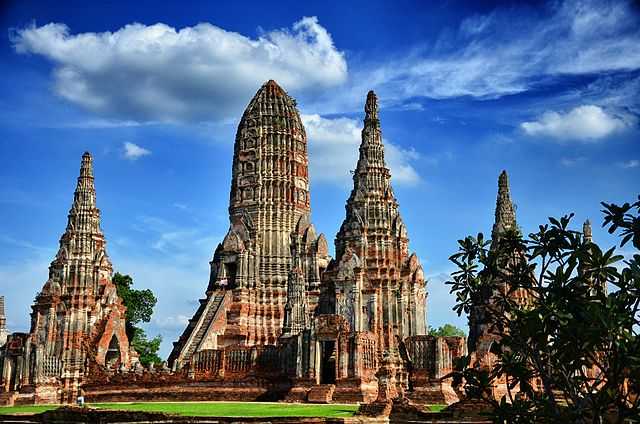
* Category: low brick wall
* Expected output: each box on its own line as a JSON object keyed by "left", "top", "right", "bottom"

{"left": 0, "top": 406, "right": 385, "bottom": 424}
{"left": 86, "top": 382, "right": 287, "bottom": 403}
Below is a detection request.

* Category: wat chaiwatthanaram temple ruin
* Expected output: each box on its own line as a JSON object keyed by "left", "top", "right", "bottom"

{"left": 1, "top": 80, "right": 529, "bottom": 406}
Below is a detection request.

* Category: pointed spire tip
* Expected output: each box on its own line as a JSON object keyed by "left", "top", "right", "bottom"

{"left": 498, "top": 170, "right": 510, "bottom": 188}
{"left": 365, "top": 90, "right": 379, "bottom": 120}
{"left": 492, "top": 169, "right": 516, "bottom": 240}
{"left": 583, "top": 219, "right": 593, "bottom": 242}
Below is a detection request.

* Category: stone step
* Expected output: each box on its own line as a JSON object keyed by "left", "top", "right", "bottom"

{"left": 307, "top": 384, "right": 335, "bottom": 403}
{"left": 0, "top": 391, "right": 17, "bottom": 406}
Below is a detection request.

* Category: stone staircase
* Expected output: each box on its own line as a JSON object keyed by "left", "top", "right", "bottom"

{"left": 0, "top": 391, "right": 17, "bottom": 406}
{"left": 307, "top": 384, "right": 335, "bottom": 403}
{"left": 182, "top": 291, "right": 228, "bottom": 361}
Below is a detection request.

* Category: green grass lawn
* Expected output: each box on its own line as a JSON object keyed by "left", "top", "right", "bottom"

{"left": 0, "top": 405, "right": 59, "bottom": 415}
{"left": 0, "top": 402, "right": 358, "bottom": 417}
{"left": 92, "top": 402, "right": 359, "bottom": 417}
{"left": 0, "top": 401, "right": 446, "bottom": 417}
{"left": 427, "top": 404, "right": 447, "bottom": 412}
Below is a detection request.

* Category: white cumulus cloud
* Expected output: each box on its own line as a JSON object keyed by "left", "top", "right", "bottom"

{"left": 521, "top": 105, "right": 628, "bottom": 141}
{"left": 302, "top": 114, "right": 420, "bottom": 186}
{"left": 123, "top": 142, "right": 151, "bottom": 160}
{"left": 12, "top": 17, "right": 347, "bottom": 123}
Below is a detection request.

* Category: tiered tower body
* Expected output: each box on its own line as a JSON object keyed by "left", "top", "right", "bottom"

{"left": 287, "top": 91, "right": 429, "bottom": 402}
{"left": 0, "top": 153, "right": 134, "bottom": 403}
{"left": 0, "top": 297, "right": 7, "bottom": 348}
{"left": 169, "top": 81, "right": 329, "bottom": 368}
{"left": 322, "top": 91, "right": 427, "bottom": 350}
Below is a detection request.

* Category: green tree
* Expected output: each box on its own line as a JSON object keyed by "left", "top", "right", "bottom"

{"left": 113, "top": 272, "right": 157, "bottom": 339}
{"left": 113, "top": 272, "right": 163, "bottom": 367}
{"left": 131, "top": 328, "right": 163, "bottom": 367}
{"left": 429, "top": 324, "right": 467, "bottom": 337}
{"left": 446, "top": 196, "right": 640, "bottom": 423}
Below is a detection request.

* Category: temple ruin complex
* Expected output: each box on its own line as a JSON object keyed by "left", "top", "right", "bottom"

{"left": 1, "top": 81, "right": 483, "bottom": 406}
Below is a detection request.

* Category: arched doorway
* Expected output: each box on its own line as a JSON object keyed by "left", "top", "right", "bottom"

{"left": 105, "top": 335, "right": 120, "bottom": 367}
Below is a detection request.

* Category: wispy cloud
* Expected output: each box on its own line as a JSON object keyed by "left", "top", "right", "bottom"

{"left": 132, "top": 215, "right": 221, "bottom": 260}
{"left": 0, "top": 235, "right": 54, "bottom": 254}
{"left": 308, "top": 0, "right": 640, "bottom": 114}
{"left": 619, "top": 159, "right": 639, "bottom": 169}
{"left": 560, "top": 156, "right": 588, "bottom": 167}
{"left": 172, "top": 203, "right": 189, "bottom": 211}
{"left": 521, "top": 105, "right": 629, "bottom": 141}
{"left": 58, "top": 119, "right": 149, "bottom": 128}
{"left": 123, "top": 142, "right": 151, "bottom": 160}
{"left": 0, "top": 257, "right": 51, "bottom": 332}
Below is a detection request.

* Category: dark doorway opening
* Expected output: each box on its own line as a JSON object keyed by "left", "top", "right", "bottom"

{"left": 320, "top": 340, "right": 336, "bottom": 384}
{"left": 105, "top": 335, "right": 120, "bottom": 367}
{"left": 225, "top": 263, "right": 237, "bottom": 289}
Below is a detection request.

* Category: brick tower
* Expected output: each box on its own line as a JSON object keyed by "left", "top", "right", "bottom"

{"left": 0, "top": 152, "right": 134, "bottom": 403}
{"left": 169, "top": 80, "right": 329, "bottom": 368}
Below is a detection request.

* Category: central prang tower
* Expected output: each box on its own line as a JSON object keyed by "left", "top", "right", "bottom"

{"left": 227, "top": 79, "right": 313, "bottom": 287}
{"left": 169, "top": 81, "right": 329, "bottom": 368}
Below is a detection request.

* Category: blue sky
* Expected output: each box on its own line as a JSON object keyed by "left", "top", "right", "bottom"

{"left": 0, "top": 0, "right": 638, "bottom": 358}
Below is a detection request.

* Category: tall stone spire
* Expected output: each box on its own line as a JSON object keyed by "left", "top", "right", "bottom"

{"left": 325, "top": 90, "right": 426, "bottom": 353}
{"left": 52, "top": 151, "right": 110, "bottom": 292}
{"left": 16, "top": 151, "right": 134, "bottom": 403}
{"left": 336, "top": 91, "right": 401, "bottom": 260}
{"left": 491, "top": 170, "right": 517, "bottom": 243}
{"left": 74, "top": 151, "right": 97, "bottom": 210}
{"left": 350, "top": 91, "right": 389, "bottom": 200}
{"left": 583, "top": 219, "right": 593, "bottom": 243}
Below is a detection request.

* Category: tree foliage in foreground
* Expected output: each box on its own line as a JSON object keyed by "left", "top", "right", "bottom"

{"left": 113, "top": 272, "right": 162, "bottom": 367}
{"left": 429, "top": 324, "right": 467, "bottom": 337}
{"left": 447, "top": 196, "right": 640, "bottom": 423}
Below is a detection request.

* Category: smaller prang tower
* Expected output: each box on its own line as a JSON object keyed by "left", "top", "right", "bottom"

{"left": 468, "top": 170, "right": 532, "bottom": 367}
{"left": 322, "top": 91, "right": 427, "bottom": 347}
{"left": 308, "top": 92, "right": 427, "bottom": 401}
{"left": 468, "top": 171, "right": 516, "bottom": 357}
{"left": 0, "top": 153, "right": 135, "bottom": 403}
{"left": 581, "top": 219, "right": 608, "bottom": 294}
